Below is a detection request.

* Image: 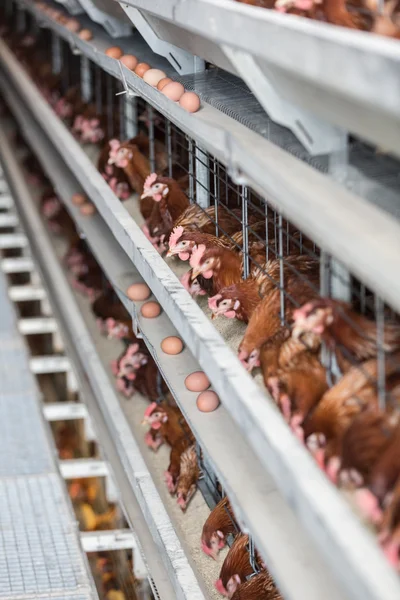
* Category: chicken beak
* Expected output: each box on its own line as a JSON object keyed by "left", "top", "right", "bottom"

{"left": 141, "top": 419, "right": 148, "bottom": 426}
{"left": 291, "top": 325, "right": 302, "bottom": 340}
{"left": 140, "top": 189, "right": 153, "bottom": 199}
{"left": 166, "top": 249, "right": 174, "bottom": 258}
{"left": 211, "top": 313, "right": 217, "bottom": 320}
{"left": 191, "top": 267, "right": 201, "bottom": 280}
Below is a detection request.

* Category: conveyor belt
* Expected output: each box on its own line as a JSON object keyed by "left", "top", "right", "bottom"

{"left": 0, "top": 189, "right": 98, "bottom": 599}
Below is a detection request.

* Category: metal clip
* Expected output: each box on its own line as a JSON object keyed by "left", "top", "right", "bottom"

{"left": 116, "top": 61, "right": 137, "bottom": 98}
{"left": 68, "top": 33, "right": 81, "bottom": 56}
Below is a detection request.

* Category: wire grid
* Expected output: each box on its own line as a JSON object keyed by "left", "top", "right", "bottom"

{"left": 27, "top": 31, "right": 400, "bottom": 585}
{"left": 62, "top": 63, "right": 400, "bottom": 572}
{"left": 0, "top": 474, "right": 93, "bottom": 597}
{"left": 115, "top": 91, "right": 400, "bottom": 409}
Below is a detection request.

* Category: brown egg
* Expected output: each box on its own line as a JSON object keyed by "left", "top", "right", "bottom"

{"left": 179, "top": 92, "right": 201, "bottom": 113}
{"left": 105, "top": 46, "right": 123, "bottom": 59}
{"left": 126, "top": 283, "right": 150, "bottom": 301}
{"left": 185, "top": 371, "right": 210, "bottom": 393}
{"left": 134, "top": 63, "right": 151, "bottom": 78}
{"left": 80, "top": 203, "right": 96, "bottom": 216}
{"left": 72, "top": 193, "right": 86, "bottom": 206}
{"left": 65, "top": 19, "right": 80, "bottom": 32}
{"left": 120, "top": 54, "right": 138, "bottom": 70}
{"left": 141, "top": 301, "right": 161, "bottom": 318}
{"left": 161, "top": 336, "right": 183, "bottom": 355}
{"left": 143, "top": 68, "right": 166, "bottom": 87}
{"left": 157, "top": 77, "right": 173, "bottom": 91}
{"left": 197, "top": 391, "right": 220, "bottom": 412}
{"left": 162, "top": 82, "right": 185, "bottom": 102}
{"left": 78, "top": 29, "right": 93, "bottom": 41}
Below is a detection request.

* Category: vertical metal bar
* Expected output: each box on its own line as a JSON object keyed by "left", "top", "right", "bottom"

{"left": 188, "top": 138, "right": 194, "bottom": 203}
{"left": 119, "top": 94, "right": 125, "bottom": 139}
{"left": 242, "top": 187, "right": 249, "bottom": 279}
{"left": 360, "top": 284, "right": 367, "bottom": 314}
{"left": 214, "top": 158, "right": 219, "bottom": 236}
{"left": 278, "top": 214, "right": 285, "bottom": 325}
{"left": 286, "top": 220, "right": 289, "bottom": 255}
{"left": 319, "top": 251, "right": 330, "bottom": 297}
{"left": 274, "top": 209, "right": 278, "bottom": 255}
{"left": 195, "top": 143, "right": 210, "bottom": 208}
{"left": 106, "top": 76, "right": 114, "bottom": 138}
{"left": 331, "top": 258, "right": 351, "bottom": 302}
{"left": 51, "top": 32, "right": 62, "bottom": 75}
{"left": 328, "top": 134, "right": 351, "bottom": 303}
{"left": 320, "top": 251, "right": 335, "bottom": 386}
{"left": 375, "top": 295, "right": 386, "bottom": 410}
{"left": 166, "top": 121, "right": 173, "bottom": 177}
{"left": 148, "top": 105, "right": 156, "bottom": 172}
{"left": 125, "top": 96, "right": 137, "bottom": 139}
{"left": 249, "top": 537, "right": 257, "bottom": 573}
{"left": 95, "top": 65, "right": 102, "bottom": 116}
{"left": 80, "top": 56, "right": 92, "bottom": 103}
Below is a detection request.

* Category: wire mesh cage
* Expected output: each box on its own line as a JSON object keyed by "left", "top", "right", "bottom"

{"left": 4, "top": 10, "right": 400, "bottom": 594}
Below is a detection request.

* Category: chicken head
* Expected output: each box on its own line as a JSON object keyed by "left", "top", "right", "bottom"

{"left": 208, "top": 293, "right": 239, "bottom": 320}
{"left": 190, "top": 244, "right": 218, "bottom": 280}
{"left": 201, "top": 530, "right": 226, "bottom": 560}
{"left": 292, "top": 299, "right": 334, "bottom": 339}
{"left": 141, "top": 173, "right": 169, "bottom": 201}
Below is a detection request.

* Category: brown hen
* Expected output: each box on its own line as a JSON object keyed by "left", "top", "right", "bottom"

{"left": 201, "top": 497, "right": 238, "bottom": 559}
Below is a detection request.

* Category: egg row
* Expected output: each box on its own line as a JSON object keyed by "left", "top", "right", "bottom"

{"left": 126, "top": 283, "right": 219, "bottom": 411}
{"left": 105, "top": 48, "right": 201, "bottom": 113}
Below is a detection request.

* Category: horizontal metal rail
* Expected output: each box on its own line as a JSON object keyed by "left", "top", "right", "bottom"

{"left": 2, "top": 40, "right": 400, "bottom": 600}
{"left": 43, "top": 401, "right": 89, "bottom": 421}
{"left": 0, "top": 232, "right": 28, "bottom": 249}
{"left": 119, "top": 0, "right": 400, "bottom": 155}
{"left": 0, "top": 213, "right": 18, "bottom": 228}
{"left": 2, "top": 25, "right": 400, "bottom": 317}
{"left": 18, "top": 316, "right": 58, "bottom": 335}
{"left": 81, "top": 529, "right": 138, "bottom": 552}
{"left": 1, "top": 255, "right": 34, "bottom": 272}
{"left": 60, "top": 458, "right": 110, "bottom": 479}
{"left": 0, "top": 122, "right": 202, "bottom": 600}
{"left": 29, "top": 355, "right": 71, "bottom": 374}
{"left": 0, "top": 195, "right": 13, "bottom": 210}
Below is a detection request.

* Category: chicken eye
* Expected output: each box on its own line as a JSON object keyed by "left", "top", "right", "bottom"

{"left": 180, "top": 241, "right": 188, "bottom": 247}
{"left": 220, "top": 300, "right": 230, "bottom": 308}
{"left": 153, "top": 184, "right": 161, "bottom": 190}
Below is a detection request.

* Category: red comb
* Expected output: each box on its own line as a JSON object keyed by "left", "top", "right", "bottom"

{"left": 126, "top": 343, "right": 139, "bottom": 356}
{"left": 108, "top": 139, "right": 120, "bottom": 150}
{"left": 169, "top": 226, "right": 184, "bottom": 249}
{"left": 208, "top": 294, "right": 222, "bottom": 310}
{"left": 144, "top": 173, "right": 157, "bottom": 189}
{"left": 144, "top": 402, "right": 158, "bottom": 417}
{"left": 189, "top": 244, "right": 206, "bottom": 268}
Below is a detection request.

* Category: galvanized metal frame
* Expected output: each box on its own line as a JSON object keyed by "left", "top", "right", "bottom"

{"left": 1, "top": 79, "right": 351, "bottom": 600}
{"left": 117, "top": 0, "right": 400, "bottom": 156}
{"left": 0, "top": 121, "right": 202, "bottom": 600}
{"left": 2, "top": 31, "right": 400, "bottom": 600}
{"left": 5, "top": 7, "right": 400, "bottom": 318}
